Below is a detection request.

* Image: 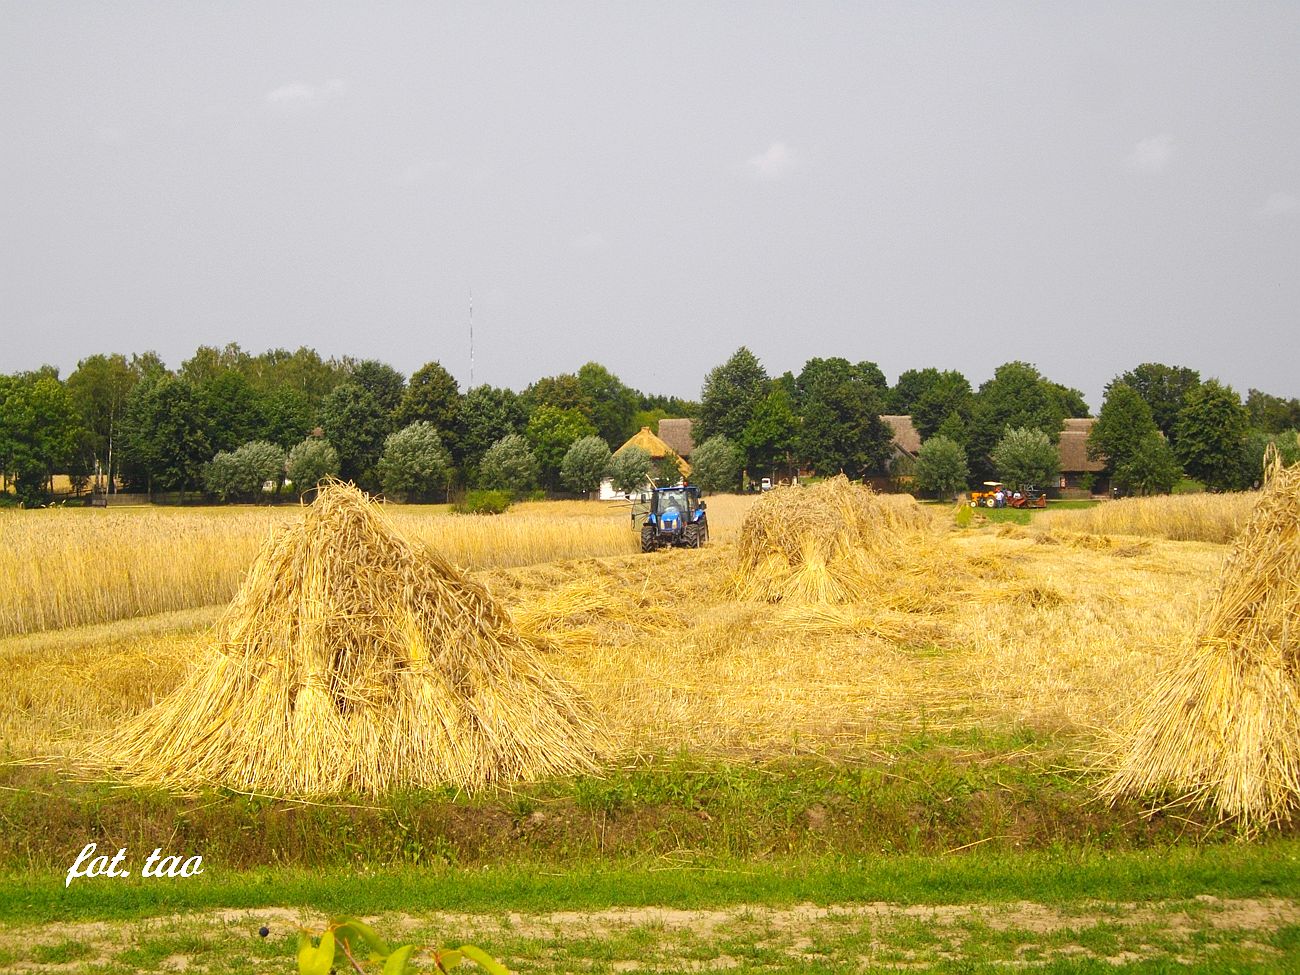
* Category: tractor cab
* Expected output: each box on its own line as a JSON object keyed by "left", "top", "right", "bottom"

{"left": 641, "top": 486, "right": 709, "bottom": 551}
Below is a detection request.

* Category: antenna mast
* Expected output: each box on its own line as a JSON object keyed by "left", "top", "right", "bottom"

{"left": 468, "top": 286, "right": 474, "bottom": 387}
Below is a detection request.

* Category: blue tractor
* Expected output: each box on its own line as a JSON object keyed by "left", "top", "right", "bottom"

{"left": 640, "top": 485, "right": 708, "bottom": 551}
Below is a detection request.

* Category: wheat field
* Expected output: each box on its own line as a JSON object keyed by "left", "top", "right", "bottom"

{"left": 0, "top": 496, "right": 756, "bottom": 638}
{"left": 0, "top": 491, "right": 1231, "bottom": 768}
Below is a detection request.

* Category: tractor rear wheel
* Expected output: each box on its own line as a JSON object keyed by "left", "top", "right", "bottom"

{"left": 640, "top": 525, "right": 657, "bottom": 553}
{"left": 682, "top": 524, "right": 702, "bottom": 548}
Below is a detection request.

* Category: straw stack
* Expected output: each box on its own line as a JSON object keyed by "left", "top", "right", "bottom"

{"left": 1100, "top": 451, "right": 1300, "bottom": 829}
{"left": 95, "top": 482, "right": 602, "bottom": 796}
{"left": 732, "top": 475, "right": 933, "bottom": 604}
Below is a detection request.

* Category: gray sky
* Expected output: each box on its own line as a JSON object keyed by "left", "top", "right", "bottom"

{"left": 3, "top": 2, "right": 1297, "bottom": 410}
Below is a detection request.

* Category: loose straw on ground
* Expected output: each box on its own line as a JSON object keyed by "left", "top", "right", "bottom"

{"left": 91, "top": 482, "right": 603, "bottom": 796}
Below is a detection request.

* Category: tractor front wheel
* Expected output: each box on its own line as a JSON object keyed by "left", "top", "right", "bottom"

{"left": 682, "top": 524, "right": 702, "bottom": 548}
{"left": 640, "top": 525, "right": 657, "bottom": 553}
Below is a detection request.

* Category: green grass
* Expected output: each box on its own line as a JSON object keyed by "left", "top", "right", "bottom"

{"left": 3, "top": 847, "right": 1298, "bottom": 972}
{"left": 6, "top": 841, "right": 1300, "bottom": 923}
{"left": 0, "top": 730, "right": 1249, "bottom": 877}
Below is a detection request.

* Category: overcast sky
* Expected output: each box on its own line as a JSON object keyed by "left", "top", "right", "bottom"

{"left": 2, "top": 2, "right": 1297, "bottom": 410}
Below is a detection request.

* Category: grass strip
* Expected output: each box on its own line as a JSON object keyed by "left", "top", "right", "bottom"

{"left": 5, "top": 840, "right": 1299, "bottom": 923}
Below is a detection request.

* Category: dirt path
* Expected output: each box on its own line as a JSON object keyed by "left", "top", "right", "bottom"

{"left": 4, "top": 897, "right": 1296, "bottom": 971}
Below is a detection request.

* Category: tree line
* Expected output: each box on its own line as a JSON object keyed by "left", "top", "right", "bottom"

{"left": 0, "top": 341, "right": 1296, "bottom": 505}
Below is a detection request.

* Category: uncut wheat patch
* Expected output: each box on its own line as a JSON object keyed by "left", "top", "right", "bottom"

{"left": 0, "top": 500, "right": 641, "bottom": 638}
{"left": 1099, "top": 454, "right": 1300, "bottom": 829}
{"left": 1038, "top": 492, "right": 1256, "bottom": 544}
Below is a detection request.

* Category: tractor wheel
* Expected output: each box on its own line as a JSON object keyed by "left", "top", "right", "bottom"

{"left": 700, "top": 520, "right": 709, "bottom": 545}
{"left": 640, "top": 525, "right": 657, "bottom": 553}
{"left": 682, "top": 524, "right": 702, "bottom": 548}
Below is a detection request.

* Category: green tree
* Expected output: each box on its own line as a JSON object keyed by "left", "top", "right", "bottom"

{"left": 577, "top": 362, "right": 639, "bottom": 447}
{"left": 742, "top": 385, "right": 798, "bottom": 476}
{"left": 1087, "top": 382, "right": 1159, "bottom": 474}
{"left": 477, "top": 434, "right": 539, "bottom": 493}
{"left": 653, "top": 452, "right": 685, "bottom": 485}
{"left": 319, "top": 382, "right": 392, "bottom": 485}
{"left": 915, "top": 436, "right": 970, "bottom": 499}
{"left": 347, "top": 359, "right": 406, "bottom": 417}
{"left": 689, "top": 434, "right": 742, "bottom": 493}
{"left": 912, "top": 370, "right": 973, "bottom": 441}
{"left": 120, "top": 376, "right": 211, "bottom": 497}
{"left": 0, "top": 373, "right": 82, "bottom": 503}
{"left": 796, "top": 358, "right": 892, "bottom": 478}
{"left": 459, "top": 385, "right": 526, "bottom": 479}
{"left": 1118, "top": 363, "right": 1201, "bottom": 442}
{"left": 397, "top": 361, "right": 461, "bottom": 439}
{"left": 1245, "top": 389, "right": 1300, "bottom": 434}
{"left": 248, "top": 346, "right": 348, "bottom": 406}
{"left": 607, "top": 445, "right": 653, "bottom": 496}
{"left": 260, "top": 385, "right": 316, "bottom": 450}
{"left": 1114, "top": 432, "right": 1182, "bottom": 496}
{"left": 697, "top": 347, "right": 769, "bottom": 442}
{"left": 198, "top": 370, "right": 266, "bottom": 454}
{"left": 1243, "top": 430, "right": 1300, "bottom": 483}
{"left": 525, "top": 406, "right": 598, "bottom": 490}
{"left": 180, "top": 342, "right": 251, "bottom": 385}
{"left": 889, "top": 367, "right": 942, "bottom": 415}
{"left": 1049, "top": 383, "right": 1091, "bottom": 418}
{"left": 1174, "top": 380, "right": 1250, "bottom": 491}
{"left": 991, "top": 427, "right": 1059, "bottom": 490}
{"left": 560, "top": 435, "right": 612, "bottom": 496}
{"left": 521, "top": 374, "right": 593, "bottom": 421}
{"left": 286, "top": 438, "right": 340, "bottom": 496}
{"left": 66, "top": 353, "right": 139, "bottom": 493}
{"left": 377, "top": 422, "right": 452, "bottom": 501}
{"left": 967, "top": 362, "right": 1068, "bottom": 480}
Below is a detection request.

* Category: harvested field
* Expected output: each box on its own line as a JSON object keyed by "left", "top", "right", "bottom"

{"left": 2, "top": 491, "right": 1227, "bottom": 766}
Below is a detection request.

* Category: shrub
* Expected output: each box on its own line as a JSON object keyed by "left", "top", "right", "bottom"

{"left": 606, "top": 445, "right": 653, "bottom": 496}
{"left": 991, "top": 427, "right": 1059, "bottom": 489}
{"left": 690, "top": 434, "right": 742, "bottom": 493}
{"left": 915, "top": 435, "right": 969, "bottom": 500}
{"left": 1114, "top": 431, "right": 1182, "bottom": 496}
{"left": 286, "top": 438, "right": 340, "bottom": 495}
{"left": 478, "top": 434, "right": 539, "bottom": 493}
{"left": 560, "top": 435, "right": 612, "bottom": 496}
{"left": 203, "top": 441, "right": 285, "bottom": 502}
{"left": 377, "top": 422, "right": 452, "bottom": 502}
{"left": 453, "top": 489, "right": 513, "bottom": 515}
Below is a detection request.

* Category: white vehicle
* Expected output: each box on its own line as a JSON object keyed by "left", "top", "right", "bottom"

{"left": 760, "top": 477, "right": 773, "bottom": 491}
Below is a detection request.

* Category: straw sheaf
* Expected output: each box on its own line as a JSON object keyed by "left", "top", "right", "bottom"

{"left": 1100, "top": 452, "right": 1300, "bottom": 829}
{"left": 93, "top": 482, "right": 603, "bottom": 796}
{"left": 731, "top": 475, "right": 935, "bottom": 604}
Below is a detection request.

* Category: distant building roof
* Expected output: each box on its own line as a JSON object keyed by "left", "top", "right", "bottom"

{"left": 657, "top": 418, "right": 695, "bottom": 458}
{"left": 1058, "top": 418, "right": 1105, "bottom": 473}
{"left": 881, "top": 415, "right": 922, "bottom": 456}
{"left": 618, "top": 426, "right": 691, "bottom": 477}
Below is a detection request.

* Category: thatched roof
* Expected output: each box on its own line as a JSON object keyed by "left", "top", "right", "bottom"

{"left": 1058, "top": 418, "right": 1105, "bottom": 473}
{"left": 881, "top": 415, "right": 922, "bottom": 455}
{"left": 618, "top": 426, "right": 690, "bottom": 477}
{"left": 658, "top": 418, "right": 695, "bottom": 459}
